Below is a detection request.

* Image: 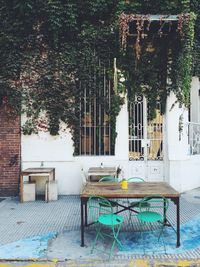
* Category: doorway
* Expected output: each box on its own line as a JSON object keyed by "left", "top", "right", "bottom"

{"left": 128, "top": 95, "right": 164, "bottom": 181}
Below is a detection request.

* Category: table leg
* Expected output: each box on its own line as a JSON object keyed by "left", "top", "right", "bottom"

{"left": 46, "top": 177, "right": 49, "bottom": 202}
{"left": 81, "top": 198, "right": 85, "bottom": 247}
{"left": 175, "top": 197, "right": 180, "bottom": 247}
{"left": 163, "top": 198, "right": 167, "bottom": 224}
{"left": 20, "top": 174, "right": 23, "bottom": 203}
{"left": 85, "top": 202, "right": 88, "bottom": 226}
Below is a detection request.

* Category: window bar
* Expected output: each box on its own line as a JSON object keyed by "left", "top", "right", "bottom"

{"left": 94, "top": 95, "right": 97, "bottom": 156}
{"left": 136, "top": 98, "right": 142, "bottom": 159}
{"left": 129, "top": 101, "right": 133, "bottom": 156}
{"left": 98, "top": 58, "right": 101, "bottom": 155}
{"left": 130, "top": 102, "right": 132, "bottom": 156}
{"left": 154, "top": 105, "right": 157, "bottom": 160}
{"left": 93, "top": 53, "right": 97, "bottom": 156}
{"left": 160, "top": 103, "right": 163, "bottom": 159}
{"left": 136, "top": 100, "right": 138, "bottom": 158}
{"left": 134, "top": 100, "right": 137, "bottom": 158}
{"left": 103, "top": 65, "right": 106, "bottom": 155}
{"left": 79, "top": 82, "right": 82, "bottom": 155}
{"left": 134, "top": 101, "right": 136, "bottom": 156}
{"left": 159, "top": 103, "right": 161, "bottom": 159}
{"left": 108, "top": 78, "right": 111, "bottom": 155}
{"left": 131, "top": 102, "right": 134, "bottom": 157}
{"left": 108, "top": 59, "right": 111, "bottom": 155}
{"left": 141, "top": 96, "right": 145, "bottom": 159}
{"left": 128, "top": 101, "right": 130, "bottom": 155}
{"left": 128, "top": 101, "right": 133, "bottom": 157}
{"left": 148, "top": 106, "right": 151, "bottom": 160}
{"left": 89, "top": 64, "right": 92, "bottom": 156}
{"left": 141, "top": 97, "right": 144, "bottom": 159}
{"left": 84, "top": 86, "right": 87, "bottom": 155}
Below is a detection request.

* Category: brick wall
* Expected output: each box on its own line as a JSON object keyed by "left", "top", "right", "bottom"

{"left": 0, "top": 105, "right": 21, "bottom": 197}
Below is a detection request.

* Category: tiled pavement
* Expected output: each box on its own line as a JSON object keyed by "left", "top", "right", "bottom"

{"left": 1, "top": 188, "right": 200, "bottom": 263}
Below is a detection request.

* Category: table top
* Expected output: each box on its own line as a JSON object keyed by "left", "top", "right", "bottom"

{"left": 88, "top": 167, "right": 116, "bottom": 175}
{"left": 80, "top": 181, "right": 180, "bottom": 198}
{"left": 21, "top": 168, "right": 55, "bottom": 175}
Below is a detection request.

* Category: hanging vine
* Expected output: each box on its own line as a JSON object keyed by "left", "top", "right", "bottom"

{"left": 118, "top": 12, "right": 195, "bottom": 117}
{"left": 0, "top": 0, "right": 199, "bottom": 153}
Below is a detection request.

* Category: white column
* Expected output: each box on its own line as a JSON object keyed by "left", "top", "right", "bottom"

{"left": 190, "top": 77, "right": 200, "bottom": 123}
{"left": 165, "top": 92, "right": 189, "bottom": 191}
{"left": 115, "top": 96, "right": 129, "bottom": 160}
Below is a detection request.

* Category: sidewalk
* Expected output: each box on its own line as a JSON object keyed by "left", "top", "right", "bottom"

{"left": 0, "top": 259, "right": 200, "bottom": 267}
{"left": 0, "top": 188, "right": 200, "bottom": 264}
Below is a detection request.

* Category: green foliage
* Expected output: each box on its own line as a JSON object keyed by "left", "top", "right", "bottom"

{"left": 176, "top": 12, "right": 196, "bottom": 106}
{"left": 0, "top": 0, "right": 199, "bottom": 154}
{"left": 191, "top": 0, "right": 200, "bottom": 76}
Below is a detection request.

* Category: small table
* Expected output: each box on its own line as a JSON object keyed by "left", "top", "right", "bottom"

{"left": 87, "top": 167, "right": 116, "bottom": 182}
{"left": 20, "top": 168, "right": 55, "bottom": 202}
{"left": 80, "top": 181, "right": 180, "bottom": 248}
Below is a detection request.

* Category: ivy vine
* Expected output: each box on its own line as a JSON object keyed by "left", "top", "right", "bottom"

{"left": 0, "top": 0, "right": 199, "bottom": 154}
{"left": 118, "top": 12, "right": 196, "bottom": 117}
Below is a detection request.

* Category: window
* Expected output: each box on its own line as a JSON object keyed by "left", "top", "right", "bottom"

{"left": 78, "top": 61, "right": 114, "bottom": 156}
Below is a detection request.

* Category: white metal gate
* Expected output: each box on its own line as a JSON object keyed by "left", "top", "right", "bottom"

{"left": 128, "top": 95, "right": 164, "bottom": 181}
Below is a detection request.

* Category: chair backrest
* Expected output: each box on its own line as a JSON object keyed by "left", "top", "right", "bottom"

{"left": 139, "top": 194, "right": 169, "bottom": 220}
{"left": 99, "top": 176, "right": 117, "bottom": 182}
{"left": 127, "top": 177, "right": 145, "bottom": 182}
{"left": 88, "top": 196, "right": 113, "bottom": 222}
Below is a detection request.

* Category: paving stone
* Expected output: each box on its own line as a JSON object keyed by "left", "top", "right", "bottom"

{"left": 0, "top": 189, "right": 200, "bottom": 261}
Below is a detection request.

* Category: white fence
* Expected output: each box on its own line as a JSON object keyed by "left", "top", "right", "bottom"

{"left": 188, "top": 122, "right": 200, "bottom": 155}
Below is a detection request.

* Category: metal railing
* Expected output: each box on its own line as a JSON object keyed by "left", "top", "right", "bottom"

{"left": 188, "top": 122, "right": 200, "bottom": 155}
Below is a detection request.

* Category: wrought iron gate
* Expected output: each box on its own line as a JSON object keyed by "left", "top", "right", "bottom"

{"left": 128, "top": 95, "right": 164, "bottom": 181}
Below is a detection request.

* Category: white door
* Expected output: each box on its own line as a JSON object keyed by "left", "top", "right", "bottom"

{"left": 128, "top": 95, "right": 164, "bottom": 181}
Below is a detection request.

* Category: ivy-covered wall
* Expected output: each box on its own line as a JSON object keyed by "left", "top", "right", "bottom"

{"left": 0, "top": 0, "right": 199, "bottom": 152}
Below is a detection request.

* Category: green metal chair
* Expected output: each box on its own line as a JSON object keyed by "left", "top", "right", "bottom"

{"left": 99, "top": 176, "right": 118, "bottom": 209}
{"left": 127, "top": 177, "right": 150, "bottom": 223}
{"left": 127, "top": 177, "right": 145, "bottom": 183}
{"left": 99, "top": 176, "right": 118, "bottom": 182}
{"left": 137, "top": 194, "right": 169, "bottom": 253}
{"left": 88, "top": 196, "right": 124, "bottom": 260}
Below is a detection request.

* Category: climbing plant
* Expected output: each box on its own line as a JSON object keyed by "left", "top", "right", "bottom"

{"left": 118, "top": 12, "right": 196, "bottom": 117}
{"left": 0, "top": 0, "right": 199, "bottom": 153}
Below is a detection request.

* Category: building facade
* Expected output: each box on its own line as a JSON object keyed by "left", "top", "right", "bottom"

{"left": 20, "top": 77, "right": 200, "bottom": 196}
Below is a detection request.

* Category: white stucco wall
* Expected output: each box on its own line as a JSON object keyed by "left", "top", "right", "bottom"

{"left": 165, "top": 78, "right": 200, "bottom": 192}
{"left": 190, "top": 77, "right": 200, "bottom": 123}
{"left": 22, "top": 99, "right": 130, "bottom": 195}
{"left": 22, "top": 80, "right": 200, "bottom": 194}
{"left": 169, "top": 155, "right": 200, "bottom": 193}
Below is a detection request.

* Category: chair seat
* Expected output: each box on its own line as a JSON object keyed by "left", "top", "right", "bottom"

{"left": 137, "top": 211, "right": 162, "bottom": 223}
{"left": 130, "top": 201, "right": 150, "bottom": 208}
{"left": 98, "top": 214, "right": 124, "bottom": 226}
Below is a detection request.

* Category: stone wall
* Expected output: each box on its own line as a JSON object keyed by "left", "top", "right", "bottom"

{"left": 0, "top": 105, "right": 21, "bottom": 196}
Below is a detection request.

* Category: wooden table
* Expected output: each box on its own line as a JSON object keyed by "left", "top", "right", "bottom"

{"left": 20, "top": 168, "right": 55, "bottom": 202}
{"left": 87, "top": 167, "right": 116, "bottom": 182}
{"left": 80, "top": 181, "right": 180, "bottom": 248}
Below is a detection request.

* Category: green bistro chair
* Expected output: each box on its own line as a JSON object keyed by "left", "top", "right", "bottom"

{"left": 88, "top": 196, "right": 124, "bottom": 260}
{"left": 99, "top": 176, "right": 118, "bottom": 209}
{"left": 127, "top": 177, "right": 145, "bottom": 183}
{"left": 137, "top": 194, "right": 169, "bottom": 253}
{"left": 127, "top": 177, "right": 150, "bottom": 223}
{"left": 99, "top": 176, "right": 118, "bottom": 182}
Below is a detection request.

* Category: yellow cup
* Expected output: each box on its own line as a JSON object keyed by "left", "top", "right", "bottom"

{"left": 121, "top": 180, "right": 128, "bottom": 190}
